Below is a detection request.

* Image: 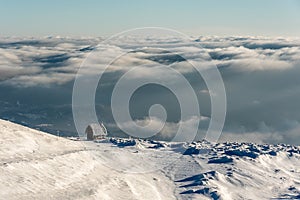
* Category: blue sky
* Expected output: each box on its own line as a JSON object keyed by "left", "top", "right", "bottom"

{"left": 1, "top": 0, "right": 300, "bottom": 37}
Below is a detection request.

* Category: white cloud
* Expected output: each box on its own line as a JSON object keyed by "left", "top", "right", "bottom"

{"left": 114, "top": 116, "right": 202, "bottom": 142}
{"left": 1, "top": 36, "right": 300, "bottom": 144}
{"left": 1, "top": 36, "right": 300, "bottom": 86}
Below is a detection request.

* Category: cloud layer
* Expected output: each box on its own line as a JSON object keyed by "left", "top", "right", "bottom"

{"left": 1, "top": 36, "right": 300, "bottom": 144}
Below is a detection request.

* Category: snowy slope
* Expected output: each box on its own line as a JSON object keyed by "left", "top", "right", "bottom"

{"left": 1, "top": 119, "right": 300, "bottom": 200}
{"left": 0, "top": 119, "right": 175, "bottom": 200}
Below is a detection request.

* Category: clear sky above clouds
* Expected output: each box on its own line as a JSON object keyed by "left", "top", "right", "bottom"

{"left": 1, "top": 0, "right": 300, "bottom": 37}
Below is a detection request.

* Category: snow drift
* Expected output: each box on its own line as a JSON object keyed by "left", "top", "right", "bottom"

{"left": 0, "top": 119, "right": 174, "bottom": 200}
{"left": 1, "top": 119, "right": 300, "bottom": 200}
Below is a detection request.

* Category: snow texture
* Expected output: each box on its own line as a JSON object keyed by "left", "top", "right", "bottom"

{"left": 1, "top": 119, "right": 300, "bottom": 200}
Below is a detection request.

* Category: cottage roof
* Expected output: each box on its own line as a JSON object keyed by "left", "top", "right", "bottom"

{"left": 86, "top": 123, "right": 107, "bottom": 136}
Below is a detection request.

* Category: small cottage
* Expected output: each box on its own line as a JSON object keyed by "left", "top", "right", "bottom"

{"left": 85, "top": 122, "right": 107, "bottom": 140}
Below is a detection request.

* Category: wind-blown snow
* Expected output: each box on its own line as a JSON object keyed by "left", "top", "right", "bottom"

{"left": 1, "top": 119, "right": 300, "bottom": 199}
{"left": 0, "top": 119, "right": 175, "bottom": 200}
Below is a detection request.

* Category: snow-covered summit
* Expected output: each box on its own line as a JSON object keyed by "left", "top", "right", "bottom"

{"left": 0, "top": 119, "right": 174, "bottom": 200}
{"left": 1, "top": 119, "right": 300, "bottom": 200}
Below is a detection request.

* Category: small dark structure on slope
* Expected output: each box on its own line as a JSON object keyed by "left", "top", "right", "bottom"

{"left": 85, "top": 122, "right": 108, "bottom": 141}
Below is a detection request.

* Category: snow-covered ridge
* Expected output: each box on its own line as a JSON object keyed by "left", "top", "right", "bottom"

{"left": 103, "top": 137, "right": 300, "bottom": 199}
{"left": 1, "top": 119, "right": 300, "bottom": 200}
{"left": 106, "top": 137, "right": 300, "bottom": 159}
{"left": 0, "top": 119, "right": 175, "bottom": 200}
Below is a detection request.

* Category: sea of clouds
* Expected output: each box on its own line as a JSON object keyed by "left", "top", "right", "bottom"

{"left": 1, "top": 35, "right": 300, "bottom": 144}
